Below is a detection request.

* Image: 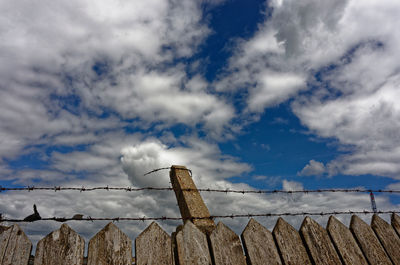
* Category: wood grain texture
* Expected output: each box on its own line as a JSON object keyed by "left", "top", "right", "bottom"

{"left": 273, "top": 217, "right": 312, "bottom": 265}
{"left": 371, "top": 214, "right": 400, "bottom": 265}
{"left": 34, "top": 223, "right": 84, "bottom": 265}
{"left": 135, "top": 222, "right": 172, "bottom": 265}
{"left": 350, "top": 215, "right": 392, "bottom": 265}
{"left": 327, "top": 216, "right": 368, "bottom": 265}
{"left": 175, "top": 221, "right": 212, "bottom": 265}
{"left": 209, "top": 222, "right": 246, "bottom": 265}
{"left": 0, "top": 226, "right": 8, "bottom": 234}
{"left": 300, "top": 216, "right": 342, "bottom": 265}
{"left": 87, "top": 222, "right": 132, "bottom": 265}
{"left": 170, "top": 165, "right": 215, "bottom": 234}
{"left": 241, "top": 218, "right": 282, "bottom": 265}
{"left": 392, "top": 213, "right": 400, "bottom": 237}
{"left": 0, "top": 225, "right": 32, "bottom": 265}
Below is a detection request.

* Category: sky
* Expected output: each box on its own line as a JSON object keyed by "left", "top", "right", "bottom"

{"left": 1, "top": 0, "right": 400, "bottom": 251}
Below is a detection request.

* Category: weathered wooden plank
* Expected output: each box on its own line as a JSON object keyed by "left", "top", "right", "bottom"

{"left": 0, "top": 224, "right": 32, "bottom": 265}
{"left": 135, "top": 221, "right": 172, "bottom": 265}
{"left": 175, "top": 220, "right": 212, "bottom": 265}
{"left": 392, "top": 213, "right": 400, "bottom": 237}
{"left": 300, "top": 216, "right": 342, "bottom": 265}
{"left": 87, "top": 222, "right": 132, "bottom": 265}
{"left": 273, "top": 217, "right": 312, "bottom": 265}
{"left": 350, "top": 215, "right": 392, "bottom": 265}
{"left": 241, "top": 218, "right": 282, "bottom": 265}
{"left": 34, "top": 223, "right": 84, "bottom": 265}
{"left": 327, "top": 216, "right": 368, "bottom": 265}
{"left": 209, "top": 222, "right": 246, "bottom": 265}
{"left": 371, "top": 214, "right": 400, "bottom": 265}
{"left": 170, "top": 165, "right": 215, "bottom": 234}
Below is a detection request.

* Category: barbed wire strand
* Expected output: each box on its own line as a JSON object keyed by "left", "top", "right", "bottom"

{"left": 1, "top": 186, "right": 400, "bottom": 194}
{"left": 143, "top": 166, "right": 192, "bottom": 176}
{"left": 1, "top": 210, "right": 399, "bottom": 223}
{"left": 0, "top": 166, "right": 397, "bottom": 194}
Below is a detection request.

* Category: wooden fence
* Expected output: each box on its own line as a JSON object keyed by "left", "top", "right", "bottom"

{"left": 1, "top": 213, "right": 400, "bottom": 264}
{"left": 1, "top": 166, "right": 400, "bottom": 264}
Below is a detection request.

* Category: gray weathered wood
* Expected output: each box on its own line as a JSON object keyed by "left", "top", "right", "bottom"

{"left": 241, "top": 218, "right": 282, "bottom": 265}
{"left": 371, "top": 214, "right": 400, "bottom": 265}
{"left": 392, "top": 213, "right": 400, "bottom": 237}
{"left": 273, "top": 217, "right": 312, "bottom": 265}
{"left": 87, "top": 222, "right": 132, "bottom": 265}
{"left": 300, "top": 216, "right": 342, "bottom": 265}
{"left": 0, "top": 224, "right": 32, "bottom": 265}
{"left": 175, "top": 220, "right": 212, "bottom": 265}
{"left": 135, "top": 222, "right": 172, "bottom": 265}
{"left": 327, "top": 216, "right": 368, "bottom": 265}
{"left": 209, "top": 222, "right": 246, "bottom": 265}
{"left": 34, "top": 223, "right": 84, "bottom": 265}
{"left": 0, "top": 226, "right": 8, "bottom": 234}
{"left": 170, "top": 165, "right": 215, "bottom": 234}
{"left": 350, "top": 215, "right": 392, "bottom": 265}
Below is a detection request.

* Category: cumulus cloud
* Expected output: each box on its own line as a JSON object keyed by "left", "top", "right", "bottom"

{"left": 0, "top": 0, "right": 233, "bottom": 163}
{"left": 282, "top": 179, "right": 304, "bottom": 191}
{"left": 298, "top": 160, "right": 326, "bottom": 177}
{"left": 121, "top": 139, "right": 252, "bottom": 187}
{"left": 218, "top": 0, "right": 400, "bottom": 178}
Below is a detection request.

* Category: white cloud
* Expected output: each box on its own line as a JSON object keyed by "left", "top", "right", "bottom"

{"left": 218, "top": 0, "right": 400, "bottom": 178}
{"left": 121, "top": 139, "right": 251, "bottom": 187}
{"left": 0, "top": 0, "right": 234, "bottom": 163}
{"left": 282, "top": 180, "right": 304, "bottom": 191}
{"left": 298, "top": 160, "right": 326, "bottom": 177}
{"left": 293, "top": 76, "right": 400, "bottom": 177}
{"left": 247, "top": 71, "right": 306, "bottom": 112}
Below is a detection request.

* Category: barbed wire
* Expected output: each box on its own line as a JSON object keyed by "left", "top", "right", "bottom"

{"left": 1, "top": 186, "right": 400, "bottom": 194}
{"left": 1, "top": 210, "right": 399, "bottom": 223}
{"left": 1, "top": 166, "right": 398, "bottom": 194}
{"left": 143, "top": 166, "right": 192, "bottom": 176}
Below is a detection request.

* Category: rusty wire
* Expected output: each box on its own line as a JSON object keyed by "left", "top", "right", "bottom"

{"left": 1, "top": 186, "right": 400, "bottom": 194}
{"left": 143, "top": 166, "right": 192, "bottom": 176}
{"left": 1, "top": 210, "right": 399, "bottom": 223}
{"left": 1, "top": 166, "right": 398, "bottom": 194}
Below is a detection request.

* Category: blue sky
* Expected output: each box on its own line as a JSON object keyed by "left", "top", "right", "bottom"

{"left": 1, "top": 0, "right": 400, "bottom": 243}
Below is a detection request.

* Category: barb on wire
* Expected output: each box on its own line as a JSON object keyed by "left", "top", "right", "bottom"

{"left": 1, "top": 210, "right": 399, "bottom": 223}
{"left": 1, "top": 186, "right": 400, "bottom": 194}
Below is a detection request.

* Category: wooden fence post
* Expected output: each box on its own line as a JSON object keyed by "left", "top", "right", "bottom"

{"left": 170, "top": 165, "right": 215, "bottom": 234}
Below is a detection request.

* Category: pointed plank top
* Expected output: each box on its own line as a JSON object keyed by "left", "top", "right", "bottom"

{"left": 0, "top": 224, "right": 32, "bottom": 265}
{"left": 210, "top": 222, "right": 246, "bottom": 265}
{"left": 34, "top": 223, "right": 84, "bottom": 265}
{"left": 300, "top": 216, "right": 341, "bottom": 265}
{"left": 350, "top": 215, "right": 392, "bottom": 265}
{"left": 88, "top": 222, "right": 132, "bottom": 265}
{"left": 136, "top": 222, "right": 172, "bottom": 265}
{"left": 371, "top": 214, "right": 400, "bottom": 265}
{"left": 273, "top": 217, "right": 312, "bottom": 265}
{"left": 241, "top": 218, "right": 282, "bottom": 265}
{"left": 327, "top": 216, "right": 368, "bottom": 265}
{"left": 176, "top": 220, "right": 212, "bottom": 265}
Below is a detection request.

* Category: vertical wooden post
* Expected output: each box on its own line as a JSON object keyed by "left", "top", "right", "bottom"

{"left": 170, "top": 165, "right": 215, "bottom": 234}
